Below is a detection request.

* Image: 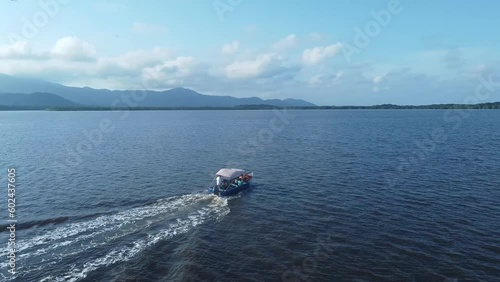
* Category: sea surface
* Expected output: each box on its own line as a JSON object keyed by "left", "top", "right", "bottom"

{"left": 0, "top": 110, "right": 499, "bottom": 282}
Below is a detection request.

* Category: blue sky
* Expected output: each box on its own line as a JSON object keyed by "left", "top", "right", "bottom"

{"left": 1, "top": 0, "right": 499, "bottom": 105}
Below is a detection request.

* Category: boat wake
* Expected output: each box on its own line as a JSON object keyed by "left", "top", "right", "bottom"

{"left": 0, "top": 193, "right": 229, "bottom": 282}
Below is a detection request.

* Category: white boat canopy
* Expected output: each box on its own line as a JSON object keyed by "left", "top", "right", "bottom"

{"left": 216, "top": 168, "right": 246, "bottom": 179}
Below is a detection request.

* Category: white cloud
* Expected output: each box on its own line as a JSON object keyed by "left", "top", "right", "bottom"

{"left": 308, "top": 75, "right": 322, "bottom": 85}
{"left": 0, "top": 41, "right": 33, "bottom": 58}
{"left": 273, "top": 34, "right": 297, "bottom": 50}
{"left": 225, "top": 53, "right": 282, "bottom": 79}
{"left": 302, "top": 43, "right": 342, "bottom": 65}
{"left": 97, "top": 47, "right": 171, "bottom": 72}
{"left": 221, "top": 41, "right": 239, "bottom": 55}
{"left": 373, "top": 73, "right": 387, "bottom": 84}
{"left": 309, "top": 71, "right": 343, "bottom": 86}
{"left": 51, "top": 37, "right": 96, "bottom": 60}
{"left": 372, "top": 72, "right": 394, "bottom": 92}
{"left": 142, "top": 57, "right": 208, "bottom": 87}
{"left": 131, "top": 22, "right": 168, "bottom": 35}
{"left": 0, "top": 36, "right": 498, "bottom": 105}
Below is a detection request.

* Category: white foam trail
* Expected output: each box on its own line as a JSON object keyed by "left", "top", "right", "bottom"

{"left": 0, "top": 193, "right": 212, "bottom": 260}
{"left": 3, "top": 193, "right": 229, "bottom": 280}
{"left": 43, "top": 195, "right": 229, "bottom": 282}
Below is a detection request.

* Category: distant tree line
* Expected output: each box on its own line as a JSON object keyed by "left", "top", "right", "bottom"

{"left": 289, "top": 102, "right": 500, "bottom": 110}
{"left": 1, "top": 102, "right": 500, "bottom": 111}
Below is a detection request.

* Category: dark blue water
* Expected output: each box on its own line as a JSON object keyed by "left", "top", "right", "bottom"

{"left": 0, "top": 110, "right": 499, "bottom": 281}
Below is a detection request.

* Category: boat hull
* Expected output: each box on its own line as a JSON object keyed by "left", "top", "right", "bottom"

{"left": 209, "top": 182, "right": 251, "bottom": 197}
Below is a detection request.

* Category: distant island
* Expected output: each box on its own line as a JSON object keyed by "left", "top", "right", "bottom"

{"left": 0, "top": 74, "right": 314, "bottom": 108}
{"left": 0, "top": 74, "right": 499, "bottom": 110}
{"left": 1, "top": 102, "right": 500, "bottom": 111}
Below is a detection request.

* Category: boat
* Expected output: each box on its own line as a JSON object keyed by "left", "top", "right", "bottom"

{"left": 208, "top": 168, "right": 253, "bottom": 197}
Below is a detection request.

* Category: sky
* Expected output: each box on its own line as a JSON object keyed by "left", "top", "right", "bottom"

{"left": 1, "top": 0, "right": 499, "bottom": 105}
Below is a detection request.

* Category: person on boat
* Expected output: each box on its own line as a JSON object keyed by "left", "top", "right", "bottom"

{"left": 243, "top": 173, "right": 250, "bottom": 182}
{"left": 216, "top": 175, "right": 222, "bottom": 189}
{"left": 237, "top": 174, "right": 243, "bottom": 186}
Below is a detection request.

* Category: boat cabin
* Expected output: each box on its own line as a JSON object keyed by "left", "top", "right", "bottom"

{"left": 210, "top": 168, "right": 253, "bottom": 196}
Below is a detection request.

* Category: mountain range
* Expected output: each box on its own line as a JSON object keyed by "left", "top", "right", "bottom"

{"left": 0, "top": 74, "right": 315, "bottom": 108}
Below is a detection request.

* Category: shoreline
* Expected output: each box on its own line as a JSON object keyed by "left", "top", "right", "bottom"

{"left": 1, "top": 104, "right": 500, "bottom": 111}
